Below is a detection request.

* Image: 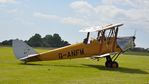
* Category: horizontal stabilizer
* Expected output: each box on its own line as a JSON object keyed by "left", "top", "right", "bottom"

{"left": 20, "top": 54, "right": 39, "bottom": 61}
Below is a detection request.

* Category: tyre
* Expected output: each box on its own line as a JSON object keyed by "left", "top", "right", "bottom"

{"left": 105, "top": 61, "right": 112, "bottom": 68}
{"left": 111, "top": 61, "right": 119, "bottom": 68}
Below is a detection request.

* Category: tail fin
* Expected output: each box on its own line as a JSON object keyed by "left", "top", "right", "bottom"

{"left": 12, "top": 39, "right": 37, "bottom": 60}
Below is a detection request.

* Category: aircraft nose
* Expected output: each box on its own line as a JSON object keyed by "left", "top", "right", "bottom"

{"left": 117, "top": 36, "right": 136, "bottom": 51}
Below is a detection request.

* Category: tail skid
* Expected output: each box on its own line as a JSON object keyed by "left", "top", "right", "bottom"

{"left": 12, "top": 39, "right": 38, "bottom": 61}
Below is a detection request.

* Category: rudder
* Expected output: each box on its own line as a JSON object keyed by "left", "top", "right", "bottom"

{"left": 12, "top": 39, "right": 37, "bottom": 60}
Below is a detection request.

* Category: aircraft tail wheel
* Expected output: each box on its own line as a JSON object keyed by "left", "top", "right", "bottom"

{"left": 23, "top": 60, "right": 27, "bottom": 64}
{"left": 111, "top": 61, "right": 119, "bottom": 68}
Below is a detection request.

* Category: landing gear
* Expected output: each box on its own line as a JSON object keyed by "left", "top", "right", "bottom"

{"left": 24, "top": 61, "right": 27, "bottom": 64}
{"left": 23, "top": 59, "right": 28, "bottom": 64}
{"left": 105, "top": 61, "right": 112, "bottom": 68}
{"left": 105, "top": 55, "right": 119, "bottom": 68}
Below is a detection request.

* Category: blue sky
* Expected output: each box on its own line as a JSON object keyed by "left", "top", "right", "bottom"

{"left": 0, "top": 0, "right": 149, "bottom": 48}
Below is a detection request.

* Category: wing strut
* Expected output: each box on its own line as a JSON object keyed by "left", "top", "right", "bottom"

{"left": 112, "top": 27, "right": 119, "bottom": 52}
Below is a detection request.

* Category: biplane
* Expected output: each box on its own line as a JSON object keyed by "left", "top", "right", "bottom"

{"left": 12, "top": 23, "right": 135, "bottom": 68}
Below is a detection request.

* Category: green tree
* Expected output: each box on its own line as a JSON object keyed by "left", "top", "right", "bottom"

{"left": 42, "top": 33, "right": 70, "bottom": 47}
{"left": 1, "top": 40, "right": 12, "bottom": 46}
{"left": 28, "top": 34, "right": 43, "bottom": 47}
{"left": 52, "top": 33, "right": 62, "bottom": 47}
{"left": 61, "top": 40, "right": 70, "bottom": 47}
{"left": 43, "top": 35, "right": 53, "bottom": 47}
{"left": 0, "top": 33, "right": 70, "bottom": 47}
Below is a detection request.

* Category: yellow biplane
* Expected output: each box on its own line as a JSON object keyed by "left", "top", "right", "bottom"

{"left": 12, "top": 23, "right": 135, "bottom": 68}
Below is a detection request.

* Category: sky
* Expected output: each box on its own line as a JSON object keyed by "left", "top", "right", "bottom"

{"left": 0, "top": 0, "right": 149, "bottom": 48}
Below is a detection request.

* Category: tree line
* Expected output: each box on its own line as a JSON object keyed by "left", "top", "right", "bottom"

{"left": 0, "top": 33, "right": 70, "bottom": 48}
{"left": 129, "top": 47, "right": 149, "bottom": 52}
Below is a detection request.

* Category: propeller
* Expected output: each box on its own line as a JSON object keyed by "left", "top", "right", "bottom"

{"left": 134, "top": 29, "right": 137, "bottom": 36}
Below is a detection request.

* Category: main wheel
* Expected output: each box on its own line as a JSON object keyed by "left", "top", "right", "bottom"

{"left": 105, "top": 61, "right": 112, "bottom": 68}
{"left": 111, "top": 61, "right": 119, "bottom": 68}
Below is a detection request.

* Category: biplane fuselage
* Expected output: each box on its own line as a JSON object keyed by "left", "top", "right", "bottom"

{"left": 26, "top": 37, "right": 122, "bottom": 62}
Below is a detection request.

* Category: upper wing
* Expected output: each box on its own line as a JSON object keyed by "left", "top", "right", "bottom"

{"left": 79, "top": 23, "right": 123, "bottom": 32}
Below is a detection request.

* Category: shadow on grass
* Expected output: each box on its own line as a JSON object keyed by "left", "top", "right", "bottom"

{"left": 19, "top": 63, "right": 43, "bottom": 66}
{"left": 18, "top": 63, "right": 86, "bottom": 68}
{"left": 18, "top": 63, "right": 148, "bottom": 74}
{"left": 49, "top": 64, "right": 89, "bottom": 68}
{"left": 82, "top": 64, "right": 149, "bottom": 74}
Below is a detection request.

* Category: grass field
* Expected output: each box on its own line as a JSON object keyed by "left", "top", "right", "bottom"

{"left": 0, "top": 46, "right": 149, "bottom": 84}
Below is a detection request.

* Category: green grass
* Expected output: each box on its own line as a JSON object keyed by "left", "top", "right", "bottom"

{"left": 0, "top": 46, "right": 149, "bottom": 84}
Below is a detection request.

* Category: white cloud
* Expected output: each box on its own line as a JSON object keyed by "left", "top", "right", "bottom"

{"left": 33, "top": 12, "right": 61, "bottom": 20}
{"left": 70, "top": 0, "right": 94, "bottom": 13}
{"left": 99, "top": 0, "right": 149, "bottom": 21}
{"left": 62, "top": 17, "right": 85, "bottom": 25}
{"left": 95, "top": 5, "right": 122, "bottom": 18}
{"left": 0, "top": 0, "right": 16, "bottom": 4}
{"left": 69, "top": 0, "right": 149, "bottom": 32}
{"left": 7, "top": 8, "right": 18, "bottom": 13}
{"left": 0, "top": 8, "right": 17, "bottom": 13}
{"left": 33, "top": 12, "right": 87, "bottom": 26}
{"left": 34, "top": 0, "right": 149, "bottom": 32}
